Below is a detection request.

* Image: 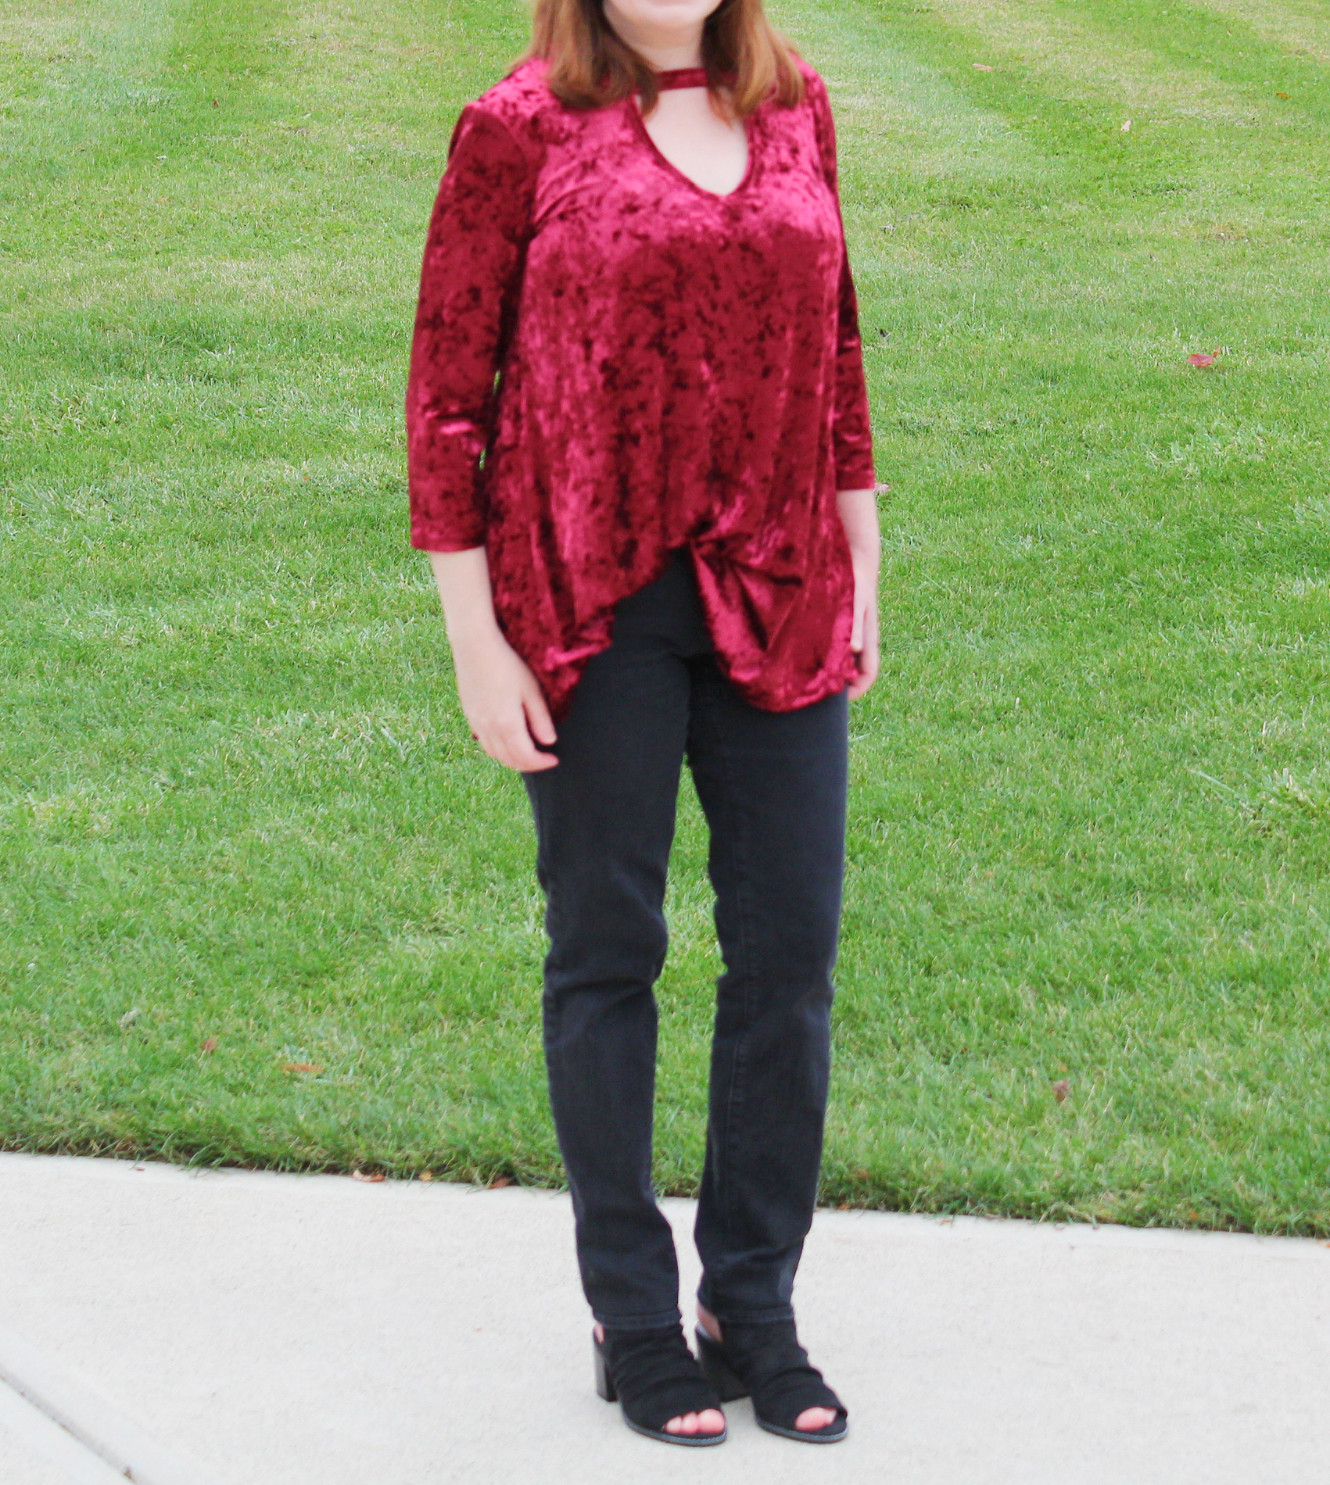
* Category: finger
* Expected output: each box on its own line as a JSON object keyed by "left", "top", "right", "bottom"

{"left": 863, "top": 620, "right": 880, "bottom": 680}
{"left": 498, "top": 719, "right": 557, "bottom": 774}
{"left": 488, "top": 738, "right": 555, "bottom": 773}
{"left": 847, "top": 642, "right": 877, "bottom": 699}
{"left": 475, "top": 722, "right": 535, "bottom": 774}
{"left": 848, "top": 652, "right": 879, "bottom": 699}
{"left": 476, "top": 731, "right": 510, "bottom": 767}
{"left": 522, "top": 685, "right": 558, "bottom": 747}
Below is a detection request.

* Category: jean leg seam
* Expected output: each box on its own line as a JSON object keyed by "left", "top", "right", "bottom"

{"left": 705, "top": 682, "right": 759, "bottom": 1274}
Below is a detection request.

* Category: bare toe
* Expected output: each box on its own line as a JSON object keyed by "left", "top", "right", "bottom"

{"left": 795, "top": 1406, "right": 838, "bottom": 1431}
{"left": 663, "top": 1409, "right": 724, "bottom": 1436}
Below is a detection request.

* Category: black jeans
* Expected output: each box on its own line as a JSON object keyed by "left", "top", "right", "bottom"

{"left": 523, "top": 548, "right": 849, "bottom": 1332}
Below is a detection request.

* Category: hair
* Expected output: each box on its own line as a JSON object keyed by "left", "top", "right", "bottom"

{"left": 527, "top": 0, "right": 805, "bottom": 119}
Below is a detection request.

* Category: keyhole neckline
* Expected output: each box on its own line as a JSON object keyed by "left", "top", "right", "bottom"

{"left": 627, "top": 71, "right": 755, "bottom": 202}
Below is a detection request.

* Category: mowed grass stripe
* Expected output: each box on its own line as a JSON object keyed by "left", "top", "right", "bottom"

{"left": 0, "top": 0, "right": 183, "bottom": 157}
{"left": 770, "top": 0, "right": 1050, "bottom": 184}
{"left": 900, "top": 0, "right": 1268, "bottom": 124}
{"left": 1037, "top": 0, "right": 1330, "bottom": 129}
{"left": 1188, "top": 0, "right": 1330, "bottom": 67}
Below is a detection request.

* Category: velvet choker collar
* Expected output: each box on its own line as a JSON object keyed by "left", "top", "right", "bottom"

{"left": 653, "top": 67, "right": 709, "bottom": 91}
{"left": 647, "top": 67, "right": 742, "bottom": 93}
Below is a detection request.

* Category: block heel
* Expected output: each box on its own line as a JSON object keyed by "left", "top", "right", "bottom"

{"left": 593, "top": 1338, "right": 617, "bottom": 1402}
{"left": 694, "top": 1328, "right": 747, "bottom": 1403}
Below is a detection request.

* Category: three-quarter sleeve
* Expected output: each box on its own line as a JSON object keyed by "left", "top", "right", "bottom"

{"left": 406, "top": 103, "right": 537, "bottom": 551}
{"left": 807, "top": 77, "right": 877, "bottom": 491}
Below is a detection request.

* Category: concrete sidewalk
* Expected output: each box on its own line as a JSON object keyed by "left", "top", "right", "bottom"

{"left": 0, "top": 1154, "right": 1326, "bottom": 1484}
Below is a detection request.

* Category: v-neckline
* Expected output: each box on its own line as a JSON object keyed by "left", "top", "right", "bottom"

{"left": 629, "top": 70, "right": 756, "bottom": 203}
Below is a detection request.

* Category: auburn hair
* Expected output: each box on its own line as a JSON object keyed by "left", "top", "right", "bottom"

{"left": 527, "top": 0, "right": 805, "bottom": 118}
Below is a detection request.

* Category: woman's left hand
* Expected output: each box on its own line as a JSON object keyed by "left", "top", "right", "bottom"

{"left": 847, "top": 547, "right": 880, "bottom": 699}
{"left": 837, "top": 486, "right": 882, "bottom": 700}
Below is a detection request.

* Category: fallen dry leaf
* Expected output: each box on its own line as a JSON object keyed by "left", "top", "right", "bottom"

{"left": 1121, "top": 119, "right": 1131, "bottom": 132}
{"left": 972, "top": 62, "right": 994, "bottom": 71}
{"left": 488, "top": 1175, "right": 513, "bottom": 1190}
{"left": 1051, "top": 1079, "right": 1071, "bottom": 1103}
{"left": 351, "top": 1169, "right": 386, "bottom": 1183}
{"left": 1276, "top": 91, "right": 1290, "bottom": 99}
{"left": 418, "top": 1171, "right": 434, "bottom": 1182}
{"left": 200, "top": 1037, "right": 218, "bottom": 1053}
{"left": 280, "top": 1061, "right": 324, "bottom": 1074}
{"left": 1187, "top": 351, "right": 1217, "bottom": 368}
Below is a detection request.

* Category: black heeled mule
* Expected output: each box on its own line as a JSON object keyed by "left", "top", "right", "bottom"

{"left": 695, "top": 1319, "right": 848, "bottom": 1443}
{"left": 593, "top": 1325, "right": 727, "bottom": 1446}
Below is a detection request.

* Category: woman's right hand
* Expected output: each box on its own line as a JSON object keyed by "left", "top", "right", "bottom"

{"left": 426, "top": 546, "right": 558, "bottom": 773}
{"left": 451, "top": 625, "right": 559, "bottom": 772}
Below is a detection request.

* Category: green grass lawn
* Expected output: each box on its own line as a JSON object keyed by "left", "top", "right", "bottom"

{"left": 3, "top": 0, "right": 1329, "bottom": 1232}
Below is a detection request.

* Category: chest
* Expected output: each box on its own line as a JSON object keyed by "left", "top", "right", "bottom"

{"left": 636, "top": 87, "right": 748, "bottom": 198}
{"left": 529, "top": 96, "right": 839, "bottom": 280}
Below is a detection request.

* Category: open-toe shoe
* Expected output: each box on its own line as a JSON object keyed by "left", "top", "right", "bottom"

{"left": 594, "top": 1324, "right": 727, "bottom": 1446}
{"left": 695, "top": 1318, "right": 847, "bottom": 1443}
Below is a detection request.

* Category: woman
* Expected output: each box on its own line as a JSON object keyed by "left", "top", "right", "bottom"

{"left": 406, "top": 0, "right": 880, "bottom": 1449}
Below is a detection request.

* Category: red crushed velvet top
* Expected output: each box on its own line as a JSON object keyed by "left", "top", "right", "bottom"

{"left": 406, "top": 57, "right": 876, "bottom": 720}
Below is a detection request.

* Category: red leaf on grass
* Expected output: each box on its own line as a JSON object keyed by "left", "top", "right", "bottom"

{"left": 1187, "top": 352, "right": 1217, "bottom": 368}
{"left": 200, "top": 1037, "right": 218, "bottom": 1053}
{"left": 281, "top": 1061, "right": 324, "bottom": 1074}
{"left": 1051, "top": 1079, "right": 1071, "bottom": 1103}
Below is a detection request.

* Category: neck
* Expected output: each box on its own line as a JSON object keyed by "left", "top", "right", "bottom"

{"left": 602, "top": 3, "right": 705, "bottom": 70}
